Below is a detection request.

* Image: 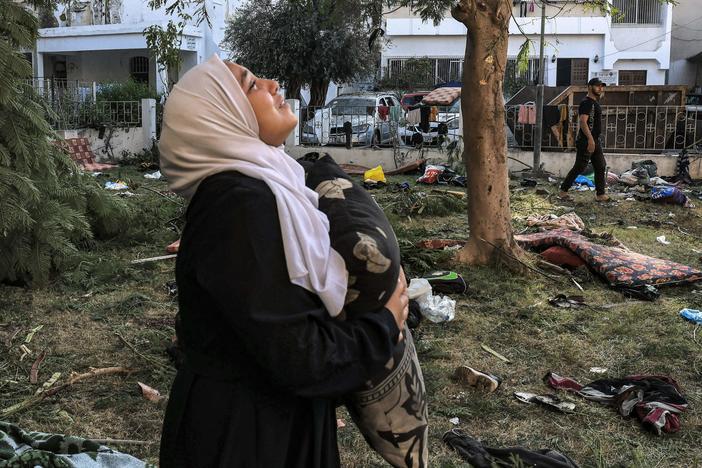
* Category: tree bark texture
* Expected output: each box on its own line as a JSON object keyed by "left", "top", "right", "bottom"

{"left": 309, "top": 78, "right": 331, "bottom": 107}
{"left": 452, "top": 0, "right": 522, "bottom": 265}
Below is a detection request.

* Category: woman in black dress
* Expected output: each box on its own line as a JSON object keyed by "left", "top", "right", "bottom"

{"left": 158, "top": 55, "right": 409, "bottom": 467}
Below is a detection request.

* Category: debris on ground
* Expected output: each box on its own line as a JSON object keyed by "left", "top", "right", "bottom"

{"left": 137, "top": 382, "right": 163, "bottom": 403}
{"left": 526, "top": 213, "right": 585, "bottom": 231}
{"left": 452, "top": 366, "right": 501, "bottom": 393}
{"left": 443, "top": 429, "right": 581, "bottom": 468}
{"left": 415, "top": 239, "right": 466, "bottom": 250}
{"left": 679, "top": 308, "right": 702, "bottom": 324}
{"left": 545, "top": 372, "right": 688, "bottom": 435}
{"left": 143, "top": 170, "right": 162, "bottom": 179}
{"left": 656, "top": 235, "right": 671, "bottom": 245}
{"left": 514, "top": 392, "right": 576, "bottom": 413}
{"left": 422, "top": 271, "right": 467, "bottom": 294}
{"left": 0, "top": 421, "right": 149, "bottom": 467}
{"left": 548, "top": 294, "right": 587, "bottom": 308}
{"left": 480, "top": 344, "right": 511, "bottom": 364}
{"left": 105, "top": 181, "right": 129, "bottom": 190}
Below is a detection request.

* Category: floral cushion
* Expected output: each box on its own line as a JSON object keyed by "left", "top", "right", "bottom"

{"left": 516, "top": 229, "right": 702, "bottom": 287}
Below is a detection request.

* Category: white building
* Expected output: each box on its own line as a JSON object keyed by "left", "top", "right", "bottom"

{"left": 382, "top": 0, "right": 673, "bottom": 90}
{"left": 31, "top": 0, "right": 238, "bottom": 95}
{"left": 668, "top": 0, "right": 702, "bottom": 92}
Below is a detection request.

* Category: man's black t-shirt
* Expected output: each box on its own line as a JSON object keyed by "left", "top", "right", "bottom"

{"left": 576, "top": 96, "right": 601, "bottom": 141}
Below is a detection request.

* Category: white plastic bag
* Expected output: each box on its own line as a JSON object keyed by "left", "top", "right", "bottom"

{"left": 417, "top": 292, "right": 456, "bottom": 323}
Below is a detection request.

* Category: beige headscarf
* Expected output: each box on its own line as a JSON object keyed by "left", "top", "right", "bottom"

{"left": 159, "top": 54, "right": 348, "bottom": 317}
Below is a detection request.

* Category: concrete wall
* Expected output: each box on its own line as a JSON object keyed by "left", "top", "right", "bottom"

{"left": 284, "top": 146, "right": 702, "bottom": 179}
{"left": 58, "top": 98, "right": 157, "bottom": 161}
{"left": 59, "top": 126, "right": 152, "bottom": 161}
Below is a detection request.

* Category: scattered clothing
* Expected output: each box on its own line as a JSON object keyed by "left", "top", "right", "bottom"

{"left": 406, "top": 108, "right": 421, "bottom": 126}
{"left": 543, "top": 105, "right": 561, "bottom": 129}
{"left": 674, "top": 150, "right": 693, "bottom": 184}
{"left": 631, "top": 160, "right": 658, "bottom": 178}
{"left": 518, "top": 104, "right": 536, "bottom": 125}
{"left": 514, "top": 392, "right": 576, "bottom": 413}
{"left": 679, "top": 308, "right": 702, "bottom": 324}
{"left": 606, "top": 172, "right": 620, "bottom": 184}
{"left": 0, "top": 421, "right": 150, "bottom": 468}
{"left": 561, "top": 140, "right": 606, "bottom": 195}
{"left": 526, "top": 213, "right": 585, "bottom": 231}
{"left": 545, "top": 372, "right": 688, "bottom": 435}
{"left": 651, "top": 186, "right": 692, "bottom": 207}
{"left": 443, "top": 429, "right": 580, "bottom": 468}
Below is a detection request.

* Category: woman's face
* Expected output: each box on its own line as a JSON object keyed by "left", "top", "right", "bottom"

{"left": 224, "top": 62, "right": 298, "bottom": 146}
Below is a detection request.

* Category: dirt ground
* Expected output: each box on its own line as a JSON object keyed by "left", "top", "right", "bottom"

{"left": 1, "top": 165, "right": 702, "bottom": 467}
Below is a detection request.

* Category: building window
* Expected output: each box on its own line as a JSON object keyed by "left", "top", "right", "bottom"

{"left": 386, "top": 57, "right": 464, "bottom": 86}
{"left": 618, "top": 70, "right": 647, "bottom": 85}
{"left": 556, "top": 58, "right": 589, "bottom": 86}
{"left": 612, "top": 0, "right": 661, "bottom": 25}
{"left": 129, "top": 56, "right": 149, "bottom": 84}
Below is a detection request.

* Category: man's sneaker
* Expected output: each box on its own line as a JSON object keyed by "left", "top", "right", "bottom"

{"left": 452, "top": 366, "right": 501, "bottom": 393}
{"left": 595, "top": 194, "right": 611, "bottom": 202}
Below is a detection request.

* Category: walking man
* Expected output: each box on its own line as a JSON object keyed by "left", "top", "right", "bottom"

{"left": 559, "top": 78, "right": 610, "bottom": 202}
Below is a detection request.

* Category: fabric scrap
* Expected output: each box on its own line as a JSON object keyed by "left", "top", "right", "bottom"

{"left": 443, "top": 429, "right": 580, "bottom": 468}
{"left": 526, "top": 213, "right": 585, "bottom": 231}
{"left": 0, "top": 421, "right": 151, "bottom": 467}
{"left": 544, "top": 372, "right": 688, "bottom": 435}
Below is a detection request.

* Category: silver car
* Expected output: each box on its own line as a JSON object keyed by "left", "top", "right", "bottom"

{"left": 305, "top": 93, "right": 401, "bottom": 146}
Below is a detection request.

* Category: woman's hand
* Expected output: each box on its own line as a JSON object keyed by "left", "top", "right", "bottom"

{"left": 385, "top": 268, "right": 409, "bottom": 340}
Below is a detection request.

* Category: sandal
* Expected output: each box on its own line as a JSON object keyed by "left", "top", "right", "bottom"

{"left": 453, "top": 366, "right": 501, "bottom": 393}
{"left": 557, "top": 192, "right": 573, "bottom": 201}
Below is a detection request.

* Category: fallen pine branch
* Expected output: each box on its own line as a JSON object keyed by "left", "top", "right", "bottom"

{"left": 0, "top": 367, "right": 134, "bottom": 418}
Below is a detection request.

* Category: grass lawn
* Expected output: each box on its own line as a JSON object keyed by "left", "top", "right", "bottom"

{"left": 1, "top": 166, "right": 701, "bottom": 467}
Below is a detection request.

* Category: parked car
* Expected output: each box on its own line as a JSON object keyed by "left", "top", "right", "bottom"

{"left": 303, "top": 93, "right": 401, "bottom": 146}
{"left": 400, "top": 92, "right": 429, "bottom": 110}
{"left": 399, "top": 116, "right": 461, "bottom": 147}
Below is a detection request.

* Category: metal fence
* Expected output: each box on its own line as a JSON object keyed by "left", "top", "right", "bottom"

{"left": 506, "top": 105, "right": 701, "bottom": 153}
{"left": 49, "top": 100, "right": 142, "bottom": 130}
{"left": 25, "top": 78, "right": 96, "bottom": 104}
{"left": 299, "top": 104, "right": 460, "bottom": 149}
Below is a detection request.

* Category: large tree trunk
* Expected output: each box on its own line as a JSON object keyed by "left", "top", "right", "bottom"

{"left": 452, "top": 0, "right": 522, "bottom": 265}
{"left": 286, "top": 79, "right": 303, "bottom": 102}
{"left": 309, "top": 79, "right": 330, "bottom": 107}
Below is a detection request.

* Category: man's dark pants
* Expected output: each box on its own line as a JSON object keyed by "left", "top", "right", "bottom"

{"left": 560, "top": 138, "right": 606, "bottom": 196}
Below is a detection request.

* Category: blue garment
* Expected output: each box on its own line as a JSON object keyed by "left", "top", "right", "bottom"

{"left": 680, "top": 308, "right": 702, "bottom": 324}
{"left": 573, "top": 175, "right": 595, "bottom": 187}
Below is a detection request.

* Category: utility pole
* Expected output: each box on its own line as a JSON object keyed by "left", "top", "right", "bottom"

{"left": 533, "top": 0, "right": 546, "bottom": 174}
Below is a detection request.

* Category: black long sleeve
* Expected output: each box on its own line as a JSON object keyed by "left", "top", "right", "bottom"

{"left": 176, "top": 171, "right": 400, "bottom": 398}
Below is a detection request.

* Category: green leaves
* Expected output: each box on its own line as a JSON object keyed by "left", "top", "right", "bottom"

{"left": 0, "top": 0, "right": 133, "bottom": 286}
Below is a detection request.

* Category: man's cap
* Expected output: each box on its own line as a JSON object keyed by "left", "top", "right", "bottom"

{"left": 587, "top": 77, "right": 607, "bottom": 87}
